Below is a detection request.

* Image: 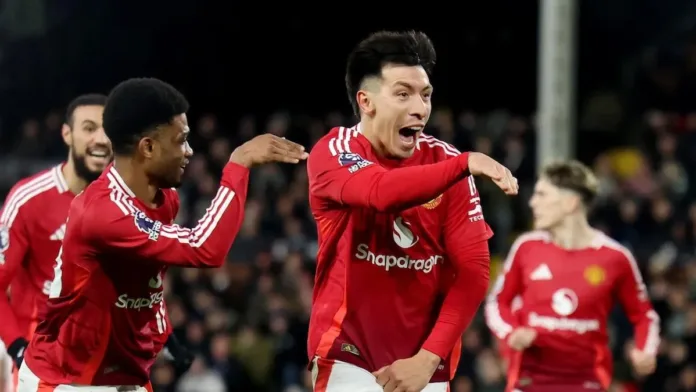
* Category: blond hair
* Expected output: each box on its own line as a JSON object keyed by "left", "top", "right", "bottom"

{"left": 541, "top": 160, "right": 599, "bottom": 205}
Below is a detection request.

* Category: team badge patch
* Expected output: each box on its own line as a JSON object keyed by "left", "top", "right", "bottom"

{"left": 337, "top": 153, "right": 373, "bottom": 173}
{"left": 134, "top": 211, "right": 162, "bottom": 241}
{"left": 0, "top": 224, "right": 8, "bottom": 264}
{"left": 584, "top": 264, "right": 606, "bottom": 286}
{"left": 422, "top": 194, "right": 443, "bottom": 209}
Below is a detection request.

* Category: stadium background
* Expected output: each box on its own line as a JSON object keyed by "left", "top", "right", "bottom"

{"left": 1, "top": 1, "right": 696, "bottom": 391}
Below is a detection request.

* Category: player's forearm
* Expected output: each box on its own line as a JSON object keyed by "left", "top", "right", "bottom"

{"left": 148, "top": 163, "right": 249, "bottom": 268}
{"left": 422, "top": 240, "right": 490, "bottom": 359}
{"left": 484, "top": 295, "right": 520, "bottom": 340}
{"left": 342, "top": 152, "right": 470, "bottom": 212}
{"left": 633, "top": 309, "right": 661, "bottom": 355}
{"left": 0, "top": 294, "right": 23, "bottom": 345}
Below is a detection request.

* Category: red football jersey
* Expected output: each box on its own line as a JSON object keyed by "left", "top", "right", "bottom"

{"left": 0, "top": 164, "right": 75, "bottom": 346}
{"left": 24, "top": 162, "right": 249, "bottom": 386}
{"left": 307, "top": 124, "right": 493, "bottom": 382}
{"left": 485, "top": 230, "right": 660, "bottom": 390}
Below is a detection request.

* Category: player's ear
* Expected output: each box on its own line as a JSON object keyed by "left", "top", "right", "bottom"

{"left": 357, "top": 90, "right": 375, "bottom": 115}
{"left": 138, "top": 137, "right": 156, "bottom": 159}
{"left": 61, "top": 123, "right": 72, "bottom": 147}
{"left": 565, "top": 194, "right": 582, "bottom": 213}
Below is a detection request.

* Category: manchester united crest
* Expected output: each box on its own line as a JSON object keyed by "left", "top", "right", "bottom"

{"left": 422, "top": 194, "right": 443, "bottom": 210}
{"left": 584, "top": 264, "right": 606, "bottom": 286}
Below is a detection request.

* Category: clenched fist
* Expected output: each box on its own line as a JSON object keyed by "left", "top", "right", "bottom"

{"left": 468, "top": 152, "right": 518, "bottom": 195}
{"left": 229, "top": 134, "right": 308, "bottom": 168}
{"left": 373, "top": 350, "right": 440, "bottom": 392}
{"left": 629, "top": 347, "right": 656, "bottom": 377}
{"left": 507, "top": 327, "right": 537, "bottom": 351}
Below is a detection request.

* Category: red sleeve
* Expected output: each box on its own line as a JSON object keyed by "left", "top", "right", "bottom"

{"left": 615, "top": 247, "right": 661, "bottom": 355}
{"left": 307, "top": 134, "right": 471, "bottom": 213}
{"left": 169, "top": 189, "right": 181, "bottom": 221}
{"left": 85, "top": 163, "right": 249, "bottom": 268}
{"left": 0, "top": 201, "right": 31, "bottom": 345}
{"left": 484, "top": 236, "right": 529, "bottom": 341}
{"left": 421, "top": 176, "right": 493, "bottom": 359}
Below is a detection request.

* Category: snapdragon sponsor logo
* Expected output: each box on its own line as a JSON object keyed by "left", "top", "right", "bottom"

{"left": 354, "top": 243, "right": 442, "bottom": 273}
{"left": 115, "top": 291, "right": 164, "bottom": 310}
{"left": 527, "top": 312, "right": 600, "bottom": 334}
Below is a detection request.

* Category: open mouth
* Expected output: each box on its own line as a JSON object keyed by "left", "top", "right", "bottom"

{"left": 398, "top": 126, "right": 422, "bottom": 147}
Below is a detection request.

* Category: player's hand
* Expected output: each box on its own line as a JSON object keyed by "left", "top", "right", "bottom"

{"left": 629, "top": 348, "right": 656, "bottom": 377}
{"left": 467, "top": 152, "right": 518, "bottom": 195}
{"left": 373, "top": 349, "right": 439, "bottom": 392}
{"left": 7, "top": 337, "right": 28, "bottom": 369}
{"left": 229, "top": 134, "right": 308, "bottom": 168}
{"left": 507, "top": 327, "right": 537, "bottom": 351}
{"left": 164, "top": 334, "right": 194, "bottom": 377}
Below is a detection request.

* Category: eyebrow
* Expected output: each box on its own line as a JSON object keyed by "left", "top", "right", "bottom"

{"left": 394, "top": 81, "right": 433, "bottom": 92}
{"left": 81, "top": 120, "right": 98, "bottom": 126}
{"left": 179, "top": 126, "right": 190, "bottom": 138}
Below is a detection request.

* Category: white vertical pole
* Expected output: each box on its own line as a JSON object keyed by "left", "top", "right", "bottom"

{"left": 536, "top": 0, "right": 578, "bottom": 170}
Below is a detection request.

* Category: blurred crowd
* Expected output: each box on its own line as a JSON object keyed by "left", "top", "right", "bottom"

{"left": 3, "top": 42, "right": 696, "bottom": 392}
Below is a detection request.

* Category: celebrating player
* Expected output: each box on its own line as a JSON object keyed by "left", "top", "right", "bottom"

{"left": 0, "top": 94, "right": 111, "bottom": 390}
{"left": 485, "top": 161, "right": 660, "bottom": 392}
{"left": 307, "top": 31, "right": 518, "bottom": 392}
{"left": 16, "top": 78, "right": 307, "bottom": 392}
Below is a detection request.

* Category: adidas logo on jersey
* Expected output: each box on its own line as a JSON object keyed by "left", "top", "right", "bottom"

{"left": 530, "top": 263, "right": 553, "bottom": 280}
{"left": 50, "top": 223, "right": 66, "bottom": 241}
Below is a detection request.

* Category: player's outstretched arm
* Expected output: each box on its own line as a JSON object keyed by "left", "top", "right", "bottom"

{"left": 309, "top": 136, "right": 517, "bottom": 213}
{"left": 0, "top": 199, "right": 32, "bottom": 367}
{"left": 87, "top": 134, "right": 307, "bottom": 268}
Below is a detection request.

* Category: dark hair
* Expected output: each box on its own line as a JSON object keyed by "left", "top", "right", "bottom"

{"left": 65, "top": 93, "right": 107, "bottom": 127}
{"left": 542, "top": 160, "right": 599, "bottom": 206}
{"left": 103, "top": 78, "right": 189, "bottom": 155}
{"left": 345, "top": 30, "right": 436, "bottom": 115}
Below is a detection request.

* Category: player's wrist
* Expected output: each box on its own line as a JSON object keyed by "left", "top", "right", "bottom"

{"left": 223, "top": 160, "right": 250, "bottom": 173}
{"left": 415, "top": 348, "right": 441, "bottom": 371}
{"left": 228, "top": 148, "right": 253, "bottom": 168}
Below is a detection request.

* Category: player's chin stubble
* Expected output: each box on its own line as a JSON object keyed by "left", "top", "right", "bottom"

{"left": 72, "top": 151, "right": 102, "bottom": 183}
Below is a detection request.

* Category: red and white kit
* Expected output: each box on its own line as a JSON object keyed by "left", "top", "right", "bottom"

{"left": 19, "top": 163, "right": 249, "bottom": 391}
{"left": 307, "top": 124, "right": 493, "bottom": 391}
{"left": 0, "top": 165, "right": 76, "bottom": 391}
{"left": 485, "top": 230, "right": 660, "bottom": 392}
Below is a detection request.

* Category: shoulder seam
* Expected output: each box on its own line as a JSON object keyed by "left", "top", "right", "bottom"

{"left": 501, "top": 231, "right": 550, "bottom": 271}
{"left": 105, "top": 171, "right": 138, "bottom": 216}
{"left": 417, "top": 134, "right": 461, "bottom": 157}
{"left": 327, "top": 126, "right": 361, "bottom": 157}
{"left": 0, "top": 170, "right": 58, "bottom": 226}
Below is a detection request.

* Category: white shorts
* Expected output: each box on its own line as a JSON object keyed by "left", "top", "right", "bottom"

{"left": 0, "top": 340, "right": 15, "bottom": 392}
{"left": 311, "top": 357, "right": 448, "bottom": 392}
{"left": 17, "top": 364, "right": 151, "bottom": 392}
